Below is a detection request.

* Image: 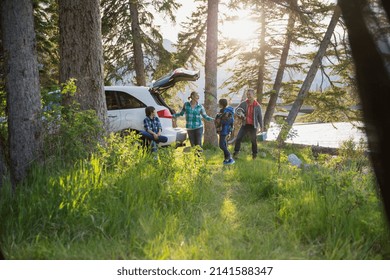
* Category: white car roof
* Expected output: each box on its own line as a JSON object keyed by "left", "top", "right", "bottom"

{"left": 104, "top": 85, "right": 155, "bottom": 104}
{"left": 105, "top": 85, "right": 149, "bottom": 95}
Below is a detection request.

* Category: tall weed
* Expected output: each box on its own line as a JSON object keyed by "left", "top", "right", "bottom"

{"left": 275, "top": 157, "right": 388, "bottom": 259}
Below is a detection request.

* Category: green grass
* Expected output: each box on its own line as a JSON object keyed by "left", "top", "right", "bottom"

{"left": 0, "top": 135, "right": 389, "bottom": 260}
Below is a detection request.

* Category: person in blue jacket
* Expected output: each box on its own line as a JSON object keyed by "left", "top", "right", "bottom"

{"left": 215, "top": 98, "right": 235, "bottom": 165}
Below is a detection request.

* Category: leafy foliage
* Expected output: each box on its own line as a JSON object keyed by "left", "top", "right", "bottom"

{"left": 101, "top": 0, "right": 180, "bottom": 85}
{"left": 42, "top": 79, "right": 103, "bottom": 165}
{"left": 299, "top": 88, "right": 362, "bottom": 123}
{"left": 33, "top": 0, "right": 60, "bottom": 89}
{"left": 173, "top": 0, "right": 207, "bottom": 68}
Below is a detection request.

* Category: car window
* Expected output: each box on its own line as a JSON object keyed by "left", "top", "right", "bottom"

{"left": 105, "top": 91, "right": 120, "bottom": 110}
{"left": 150, "top": 91, "right": 174, "bottom": 113}
{"left": 150, "top": 93, "right": 165, "bottom": 106}
{"left": 117, "top": 91, "right": 145, "bottom": 109}
{"left": 105, "top": 91, "right": 146, "bottom": 110}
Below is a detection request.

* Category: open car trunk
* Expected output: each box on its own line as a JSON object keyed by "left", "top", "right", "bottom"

{"left": 149, "top": 68, "right": 200, "bottom": 113}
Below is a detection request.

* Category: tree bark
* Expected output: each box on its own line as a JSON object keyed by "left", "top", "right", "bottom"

{"left": 255, "top": 7, "right": 266, "bottom": 103}
{"left": 129, "top": 0, "right": 146, "bottom": 86}
{"left": 0, "top": 135, "right": 7, "bottom": 190}
{"left": 203, "top": 0, "right": 219, "bottom": 147}
{"left": 1, "top": 0, "right": 43, "bottom": 186}
{"left": 263, "top": 0, "right": 297, "bottom": 129}
{"left": 277, "top": 5, "right": 341, "bottom": 141}
{"left": 58, "top": 0, "right": 107, "bottom": 128}
{"left": 338, "top": 0, "right": 390, "bottom": 224}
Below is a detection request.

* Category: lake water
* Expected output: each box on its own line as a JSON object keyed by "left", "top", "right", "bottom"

{"left": 265, "top": 122, "right": 367, "bottom": 148}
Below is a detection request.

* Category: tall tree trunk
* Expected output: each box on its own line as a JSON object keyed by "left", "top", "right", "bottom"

{"left": 0, "top": 135, "right": 7, "bottom": 190}
{"left": 0, "top": 21, "right": 7, "bottom": 189}
{"left": 58, "top": 0, "right": 107, "bottom": 128}
{"left": 277, "top": 5, "right": 341, "bottom": 141}
{"left": 129, "top": 0, "right": 146, "bottom": 86}
{"left": 338, "top": 0, "right": 390, "bottom": 224}
{"left": 256, "top": 7, "right": 266, "bottom": 103}
{"left": 263, "top": 0, "right": 297, "bottom": 129}
{"left": 1, "top": 0, "right": 43, "bottom": 187}
{"left": 203, "top": 0, "right": 219, "bottom": 147}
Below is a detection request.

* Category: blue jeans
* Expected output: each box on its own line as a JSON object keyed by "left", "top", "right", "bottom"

{"left": 140, "top": 131, "right": 168, "bottom": 152}
{"left": 187, "top": 127, "right": 203, "bottom": 147}
{"left": 234, "top": 125, "right": 258, "bottom": 156}
{"left": 219, "top": 134, "right": 231, "bottom": 160}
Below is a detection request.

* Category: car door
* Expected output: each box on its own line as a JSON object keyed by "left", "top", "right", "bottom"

{"left": 105, "top": 90, "right": 146, "bottom": 133}
{"left": 106, "top": 91, "right": 122, "bottom": 132}
{"left": 150, "top": 68, "right": 200, "bottom": 92}
{"left": 149, "top": 68, "right": 200, "bottom": 115}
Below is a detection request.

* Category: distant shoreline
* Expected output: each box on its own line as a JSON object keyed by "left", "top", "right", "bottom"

{"left": 265, "top": 121, "right": 366, "bottom": 149}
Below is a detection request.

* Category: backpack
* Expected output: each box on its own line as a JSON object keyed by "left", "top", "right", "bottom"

{"left": 215, "top": 107, "right": 234, "bottom": 135}
{"left": 214, "top": 112, "right": 223, "bottom": 133}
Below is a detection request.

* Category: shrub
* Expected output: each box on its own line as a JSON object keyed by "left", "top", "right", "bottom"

{"left": 42, "top": 79, "right": 103, "bottom": 165}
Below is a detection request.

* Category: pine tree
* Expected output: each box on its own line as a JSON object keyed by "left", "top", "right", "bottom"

{"left": 58, "top": 0, "right": 107, "bottom": 129}
{"left": 174, "top": 1, "right": 207, "bottom": 68}
{"left": 277, "top": 5, "right": 342, "bottom": 141}
{"left": 33, "top": 0, "right": 59, "bottom": 89}
{"left": 221, "top": 0, "right": 355, "bottom": 133}
{"left": 129, "top": 0, "right": 146, "bottom": 86}
{"left": 219, "top": 0, "right": 286, "bottom": 98}
{"left": 263, "top": 0, "right": 297, "bottom": 129}
{"left": 101, "top": 0, "right": 180, "bottom": 85}
{"left": 1, "top": 0, "right": 43, "bottom": 186}
{"left": 204, "top": 0, "right": 219, "bottom": 147}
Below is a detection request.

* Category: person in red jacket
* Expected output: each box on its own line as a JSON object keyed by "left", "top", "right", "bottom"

{"left": 233, "top": 88, "right": 264, "bottom": 160}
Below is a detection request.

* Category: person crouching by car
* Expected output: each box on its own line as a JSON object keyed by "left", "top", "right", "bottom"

{"left": 140, "top": 106, "right": 168, "bottom": 154}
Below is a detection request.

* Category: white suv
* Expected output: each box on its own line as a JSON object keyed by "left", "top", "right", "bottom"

{"left": 105, "top": 68, "right": 199, "bottom": 147}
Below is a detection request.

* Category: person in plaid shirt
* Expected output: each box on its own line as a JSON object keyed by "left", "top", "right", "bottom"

{"left": 173, "top": 91, "right": 214, "bottom": 148}
{"left": 140, "top": 106, "right": 168, "bottom": 153}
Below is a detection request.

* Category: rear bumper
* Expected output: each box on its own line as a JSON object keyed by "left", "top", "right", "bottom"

{"left": 175, "top": 128, "right": 187, "bottom": 145}
{"left": 158, "top": 127, "right": 187, "bottom": 147}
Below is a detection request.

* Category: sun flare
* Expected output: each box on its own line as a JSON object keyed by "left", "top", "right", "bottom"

{"left": 221, "top": 17, "right": 258, "bottom": 42}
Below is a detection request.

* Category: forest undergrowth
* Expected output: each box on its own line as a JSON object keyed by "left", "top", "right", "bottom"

{"left": 0, "top": 132, "right": 389, "bottom": 260}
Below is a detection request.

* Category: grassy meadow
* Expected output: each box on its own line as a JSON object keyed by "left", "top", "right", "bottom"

{"left": 0, "top": 133, "right": 389, "bottom": 260}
